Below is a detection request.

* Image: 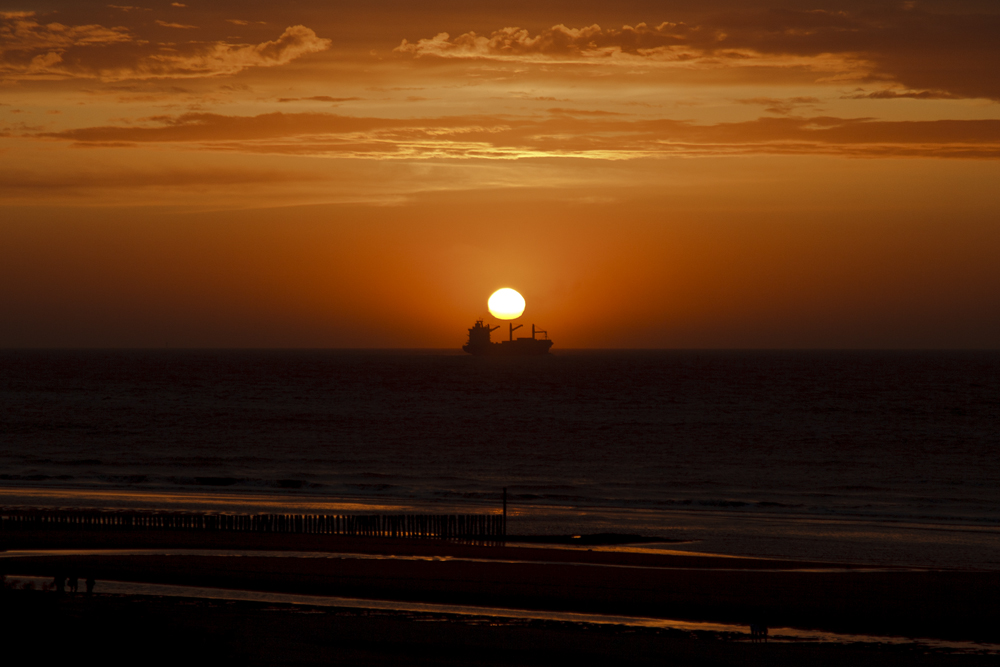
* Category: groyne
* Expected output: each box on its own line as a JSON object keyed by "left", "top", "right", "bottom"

{"left": 0, "top": 509, "right": 505, "bottom": 543}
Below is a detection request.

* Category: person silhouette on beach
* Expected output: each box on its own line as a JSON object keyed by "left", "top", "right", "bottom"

{"left": 55, "top": 575, "right": 66, "bottom": 594}
{"left": 86, "top": 577, "right": 95, "bottom": 594}
{"left": 68, "top": 575, "right": 78, "bottom": 593}
{"left": 749, "top": 621, "right": 769, "bottom": 643}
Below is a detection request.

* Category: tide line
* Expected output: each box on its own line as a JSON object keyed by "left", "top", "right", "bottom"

{"left": 0, "top": 548, "right": 922, "bottom": 573}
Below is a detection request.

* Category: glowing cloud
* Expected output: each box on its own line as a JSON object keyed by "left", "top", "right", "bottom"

{"left": 38, "top": 112, "right": 1000, "bottom": 161}
{"left": 0, "top": 15, "right": 331, "bottom": 81}
{"left": 395, "top": 9, "right": 1000, "bottom": 100}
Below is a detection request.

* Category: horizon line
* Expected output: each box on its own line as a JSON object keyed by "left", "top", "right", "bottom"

{"left": 2, "top": 347, "right": 999, "bottom": 352}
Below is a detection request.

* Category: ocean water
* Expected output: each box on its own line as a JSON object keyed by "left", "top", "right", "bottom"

{"left": 2, "top": 350, "right": 998, "bottom": 568}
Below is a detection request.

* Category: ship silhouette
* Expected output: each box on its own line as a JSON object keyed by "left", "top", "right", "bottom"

{"left": 463, "top": 319, "right": 553, "bottom": 356}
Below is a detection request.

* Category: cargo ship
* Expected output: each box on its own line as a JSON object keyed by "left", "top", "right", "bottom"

{"left": 463, "top": 319, "right": 553, "bottom": 356}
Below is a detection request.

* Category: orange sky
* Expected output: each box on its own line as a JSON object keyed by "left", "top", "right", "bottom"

{"left": 2, "top": 1, "right": 999, "bottom": 347}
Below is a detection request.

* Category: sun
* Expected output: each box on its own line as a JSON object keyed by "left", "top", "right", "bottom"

{"left": 488, "top": 288, "right": 525, "bottom": 320}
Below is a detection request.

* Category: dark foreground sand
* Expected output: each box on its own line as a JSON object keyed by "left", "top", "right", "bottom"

{"left": 2, "top": 589, "right": 994, "bottom": 667}
{"left": 3, "top": 530, "right": 999, "bottom": 665}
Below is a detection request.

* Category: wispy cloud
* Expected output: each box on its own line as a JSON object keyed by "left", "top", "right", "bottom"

{"left": 842, "top": 89, "right": 961, "bottom": 100}
{"left": 396, "top": 9, "right": 1000, "bottom": 100}
{"left": 155, "top": 20, "right": 197, "bottom": 30}
{"left": 0, "top": 15, "right": 331, "bottom": 81}
{"left": 547, "top": 108, "right": 626, "bottom": 116}
{"left": 394, "top": 23, "right": 787, "bottom": 69}
{"left": 1, "top": 12, "right": 132, "bottom": 51}
{"left": 735, "top": 97, "right": 822, "bottom": 115}
{"left": 277, "top": 96, "right": 362, "bottom": 103}
{"left": 37, "top": 111, "right": 1000, "bottom": 160}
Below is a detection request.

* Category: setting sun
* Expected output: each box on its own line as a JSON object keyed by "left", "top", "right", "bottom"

{"left": 488, "top": 288, "right": 526, "bottom": 320}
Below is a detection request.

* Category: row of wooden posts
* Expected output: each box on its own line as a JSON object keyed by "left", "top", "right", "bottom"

{"left": 0, "top": 509, "right": 506, "bottom": 542}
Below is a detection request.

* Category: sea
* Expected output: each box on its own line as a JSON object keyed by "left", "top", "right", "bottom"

{"left": 1, "top": 350, "right": 998, "bottom": 570}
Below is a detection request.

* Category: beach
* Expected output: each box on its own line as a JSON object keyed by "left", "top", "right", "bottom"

{"left": 3, "top": 528, "right": 999, "bottom": 665}
{"left": 11, "top": 587, "right": 996, "bottom": 667}
{"left": 9, "top": 587, "right": 999, "bottom": 667}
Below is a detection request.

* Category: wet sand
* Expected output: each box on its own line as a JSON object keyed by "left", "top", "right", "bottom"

{"left": 3, "top": 528, "right": 999, "bottom": 648}
{"left": 3, "top": 588, "right": 996, "bottom": 667}
{"left": 0, "top": 528, "right": 855, "bottom": 568}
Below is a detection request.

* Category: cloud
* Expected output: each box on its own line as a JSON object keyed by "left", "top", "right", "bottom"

{"left": 155, "top": 20, "right": 197, "bottom": 30}
{"left": 0, "top": 161, "right": 337, "bottom": 207}
{"left": 41, "top": 112, "right": 410, "bottom": 143}
{"left": 396, "top": 9, "right": 1000, "bottom": 100}
{"left": 0, "top": 164, "right": 314, "bottom": 191}
{"left": 0, "top": 12, "right": 132, "bottom": 52}
{"left": 842, "top": 89, "right": 961, "bottom": 100}
{"left": 509, "top": 93, "right": 568, "bottom": 102}
{"left": 717, "top": 8, "right": 1000, "bottom": 100}
{"left": 395, "top": 23, "right": 721, "bottom": 64}
{"left": 547, "top": 108, "right": 625, "bottom": 116}
{"left": 277, "top": 96, "right": 362, "bottom": 103}
{"left": 0, "top": 15, "right": 331, "bottom": 81}
{"left": 36, "top": 111, "right": 1000, "bottom": 161}
{"left": 736, "top": 97, "right": 821, "bottom": 115}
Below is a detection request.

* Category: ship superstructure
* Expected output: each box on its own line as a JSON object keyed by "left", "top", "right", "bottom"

{"left": 463, "top": 319, "right": 553, "bottom": 356}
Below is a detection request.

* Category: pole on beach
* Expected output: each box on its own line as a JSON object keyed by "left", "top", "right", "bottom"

{"left": 502, "top": 487, "right": 507, "bottom": 540}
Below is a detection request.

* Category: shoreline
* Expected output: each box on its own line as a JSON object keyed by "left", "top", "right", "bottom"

{"left": 0, "top": 528, "right": 890, "bottom": 569}
{"left": 4, "top": 488, "right": 1000, "bottom": 574}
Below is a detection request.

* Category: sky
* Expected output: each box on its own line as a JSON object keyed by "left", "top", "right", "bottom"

{"left": 1, "top": 0, "right": 999, "bottom": 348}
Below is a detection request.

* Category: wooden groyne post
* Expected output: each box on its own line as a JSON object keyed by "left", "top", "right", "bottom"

{"left": 502, "top": 487, "right": 507, "bottom": 538}
{"left": 0, "top": 508, "right": 507, "bottom": 545}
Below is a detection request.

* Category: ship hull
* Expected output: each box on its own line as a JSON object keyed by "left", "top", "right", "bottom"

{"left": 463, "top": 339, "right": 553, "bottom": 356}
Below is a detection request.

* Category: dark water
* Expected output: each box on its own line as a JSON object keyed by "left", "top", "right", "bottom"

{"left": 2, "top": 350, "right": 998, "bottom": 567}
